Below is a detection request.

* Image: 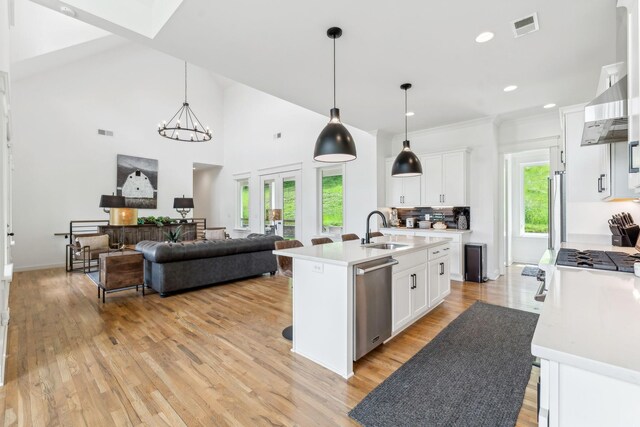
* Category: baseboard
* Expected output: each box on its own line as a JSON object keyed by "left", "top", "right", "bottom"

{"left": 14, "top": 263, "right": 66, "bottom": 273}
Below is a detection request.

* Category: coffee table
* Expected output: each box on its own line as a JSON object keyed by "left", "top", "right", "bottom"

{"left": 98, "top": 250, "right": 144, "bottom": 303}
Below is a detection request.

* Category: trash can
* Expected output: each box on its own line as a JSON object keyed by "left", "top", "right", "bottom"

{"left": 465, "top": 243, "right": 487, "bottom": 283}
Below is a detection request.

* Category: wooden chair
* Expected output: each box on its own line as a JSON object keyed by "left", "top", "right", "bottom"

{"left": 274, "top": 239, "right": 303, "bottom": 341}
{"left": 311, "top": 237, "right": 333, "bottom": 246}
{"left": 66, "top": 233, "right": 112, "bottom": 273}
{"left": 341, "top": 233, "right": 360, "bottom": 242}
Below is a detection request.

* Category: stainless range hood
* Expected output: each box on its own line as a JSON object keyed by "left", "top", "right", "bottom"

{"left": 581, "top": 75, "right": 628, "bottom": 146}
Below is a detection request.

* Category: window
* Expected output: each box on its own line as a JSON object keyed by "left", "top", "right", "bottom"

{"left": 237, "top": 178, "right": 250, "bottom": 229}
{"left": 319, "top": 167, "right": 344, "bottom": 234}
{"left": 521, "top": 163, "right": 549, "bottom": 234}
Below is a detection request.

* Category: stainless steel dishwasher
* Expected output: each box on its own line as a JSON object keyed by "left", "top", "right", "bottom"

{"left": 354, "top": 257, "right": 398, "bottom": 360}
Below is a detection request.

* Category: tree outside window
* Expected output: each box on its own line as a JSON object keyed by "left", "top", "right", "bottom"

{"left": 522, "top": 163, "right": 549, "bottom": 234}
{"left": 320, "top": 168, "right": 343, "bottom": 233}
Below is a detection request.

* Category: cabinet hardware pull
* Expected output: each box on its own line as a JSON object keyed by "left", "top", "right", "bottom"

{"left": 440, "top": 263, "right": 444, "bottom": 275}
{"left": 443, "top": 194, "right": 445, "bottom": 203}
{"left": 560, "top": 150, "right": 565, "bottom": 164}
{"left": 597, "top": 176, "right": 602, "bottom": 193}
{"left": 433, "top": 250, "right": 440, "bottom": 255}
{"left": 630, "top": 141, "right": 639, "bottom": 173}
{"left": 7, "top": 233, "right": 13, "bottom": 237}
{"left": 600, "top": 174, "right": 606, "bottom": 191}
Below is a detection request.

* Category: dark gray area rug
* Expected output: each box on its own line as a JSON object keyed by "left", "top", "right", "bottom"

{"left": 521, "top": 266, "right": 541, "bottom": 277}
{"left": 349, "top": 302, "right": 539, "bottom": 427}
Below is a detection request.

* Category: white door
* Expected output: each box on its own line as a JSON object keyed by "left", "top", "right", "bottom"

{"left": 442, "top": 151, "right": 466, "bottom": 206}
{"left": 260, "top": 170, "right": 301, "bottom": 240}
{"left": 392, "top": 270, "right": 413, "bottom": 333}
{"left": 0, "top": 71, "right": 12, "bottom": 385}
{"left": 411, "top": 266, "right": 428, "bottom": 317}
{"left": 385, "top": 159, "right": 404, "bottom": 206}
{"left": 421, "top": 155, "right": 443, "bottom": 206}
{"left": 402, "top": 176, "right": 422, "bottom": 206}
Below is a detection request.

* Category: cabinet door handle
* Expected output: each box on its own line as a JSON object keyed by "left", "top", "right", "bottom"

{"left": 600, "top": 174, "right": 606, "bottom": 191}
{"left": 440, "top": 263, "right": 444, "bottom": 275}
{"left": 560, "top": 150, "right": 565, "bottom": 164}
{"left": 413, "top": 274, "right": 417, "bottom": 289}
{"left": 7, "top": 233, "right": 13, "bottom": 237}
{"left": 442, "top": 194, "right": 445, "bottom": 203}
{"left": 629, "top": 141, "right": 639, "bottom": 173}
{"left": 597, "top": 176, "right": 602, "bottom": 193}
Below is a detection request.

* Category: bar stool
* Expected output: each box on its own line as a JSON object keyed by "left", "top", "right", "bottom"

{"left": 274, "top": 239, "right": 303, "bottom": 341}
{"left": 341, "top": 233, "right": 360, "bottom": 242}
{"left": 311, "top": 237, "right": 333, "bottom": 245}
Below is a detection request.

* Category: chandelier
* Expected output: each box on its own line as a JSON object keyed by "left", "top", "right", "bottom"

{"left": 158, "top": 61, "right": 212, "bottom": 142}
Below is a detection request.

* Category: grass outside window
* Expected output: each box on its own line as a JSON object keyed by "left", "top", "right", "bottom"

{"left": 522, "top": 164, "right": 549, "bottom": 234}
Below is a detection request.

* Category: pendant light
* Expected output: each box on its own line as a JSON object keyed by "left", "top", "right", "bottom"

{"left": 392, "top": 83, "right": 422, "bottom": 177}
{"left": 313, "top": 27, "right": 357, "bottom": 162}
{"left": 158, "top": 62, "right": 212, "bottom": 142}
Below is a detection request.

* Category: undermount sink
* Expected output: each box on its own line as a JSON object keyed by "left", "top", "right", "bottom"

{"left": 366, "top": 243, "right": 408, "bottom": 250}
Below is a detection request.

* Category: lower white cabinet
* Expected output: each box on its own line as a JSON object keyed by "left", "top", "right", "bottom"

{"left": 428, "top": 255, "right": 450, "bottom": 306}
{"left": 391, "top": 246, "right": 449, "bottom": 335}
{"left": 381, "top": 228, "right": 469, "bottom": 281}
{"left": 392, "top": 265, "right": 427, "bottom": 333}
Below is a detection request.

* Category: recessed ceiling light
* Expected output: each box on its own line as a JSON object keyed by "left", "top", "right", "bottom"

{"left": 406, "top": 111, "right": 415, "bottom": 117}
{"left": 59, "top": 6, "right": 76, "bottom": 17}
{"left": 475, "top": 32, "right": 494, "bottom": 43}
{"left": 543, "top": 103, "right": 556, "bottom": 109}
{"left": 503, "top": 85, "right": 518, "bottom": 92}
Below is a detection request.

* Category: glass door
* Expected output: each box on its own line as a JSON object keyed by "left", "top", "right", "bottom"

{"left": 260, "top": 170, "right": 301, "bottom": 240}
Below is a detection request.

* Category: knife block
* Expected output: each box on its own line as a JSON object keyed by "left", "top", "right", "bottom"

{"left": 612, "top": 224, "right": 640, "bottom": 247}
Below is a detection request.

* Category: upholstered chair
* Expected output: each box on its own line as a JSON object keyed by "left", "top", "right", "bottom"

{"left": 311, "top": 237, "right": 333, "bottom": 246}
{"left": 67, "top": 233, "right": 111, "bottom": 273}
{"left": 274, "top": 239, "right": 303, "bottom": 340}
{"left": 368, "top": 231, "right": 384, "bottom": 238}
{"left": 341, "top": 233, "right": 360, "bottom": 242}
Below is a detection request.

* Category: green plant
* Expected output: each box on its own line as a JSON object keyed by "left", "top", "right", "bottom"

{"left": 137, "top": 217, "right": 145, "bottom": 225}
{"left": 164, "top": 225, "right": 183, "bottom": 243}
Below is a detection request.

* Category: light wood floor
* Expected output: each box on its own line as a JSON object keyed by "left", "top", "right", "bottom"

{"left": 1, "top": 266, "right": 542, "bottom": 426}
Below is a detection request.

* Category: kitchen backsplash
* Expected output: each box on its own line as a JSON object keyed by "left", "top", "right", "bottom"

{"left": 395, "top": 207, "right": 471, "bottom": 230}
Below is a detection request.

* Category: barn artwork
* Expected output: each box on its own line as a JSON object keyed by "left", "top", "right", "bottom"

{"left": 116, "top": 154, "right": 158, "bottom": 209}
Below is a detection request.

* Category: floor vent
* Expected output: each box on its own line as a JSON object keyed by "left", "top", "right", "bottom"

{"left": 512, "top": 13, "right": 539, "bottom": 38}
{"left": 98, "top": 129, "right": 114, "bottom": 137}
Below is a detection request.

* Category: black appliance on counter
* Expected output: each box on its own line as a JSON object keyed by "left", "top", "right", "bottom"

{"left": 465, "top": 243, "right": 487, "bottom": 282}
{"left": 556, "top": 248, "right": 640, "bottom": 273}
{"left": 608, "top": 212, "right": 639, "bottom": 247}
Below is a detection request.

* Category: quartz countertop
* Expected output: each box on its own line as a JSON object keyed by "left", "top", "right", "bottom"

{"left": 380, "top": 227, "right": 472, "bottom": 234}
{"left": 533, "top": 242, "right": 640, "bottom": 385}
{"left": 273, "top": 235, "right": 450, "bottom": 267}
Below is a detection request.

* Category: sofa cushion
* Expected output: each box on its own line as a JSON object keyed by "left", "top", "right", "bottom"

{"left": 205, "top": 229, "right": 226, "bottom": 240}
{"left": 136, "top": 235, "right": 283, "bottom": 263}
{"left": 76, "top": 234, "right": 109, "bottom": 250}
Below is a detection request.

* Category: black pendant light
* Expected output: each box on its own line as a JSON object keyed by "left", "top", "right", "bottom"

{"left": 392, "top": 83, "right": 422, "bottom": 177}
{"left": 313, "top": 27, "right": 357, "bottom": 163}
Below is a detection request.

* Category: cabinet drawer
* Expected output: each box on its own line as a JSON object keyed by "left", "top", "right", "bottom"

{"left": 428, "top": 244, "right": 450, "bottom": 260}
{"left": 393, "top": 250, "right": 428, "bottom": 273}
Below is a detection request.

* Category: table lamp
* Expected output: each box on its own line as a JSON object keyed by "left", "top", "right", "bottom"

{"left": 269, "top": 208, "right": 282, "bottom": 232}
{"left": 174, "top": 195, "right": 194, "bottom": 223}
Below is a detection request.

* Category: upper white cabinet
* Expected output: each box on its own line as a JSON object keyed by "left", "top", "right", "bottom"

{"left": 420, "top": 150, "right": 468, "bottom": 206}
{"left": 385, "top": 159, "right": 422, "bottom": 206}
{"left": 385, "top": 149, "right": 469, "bottom": 207}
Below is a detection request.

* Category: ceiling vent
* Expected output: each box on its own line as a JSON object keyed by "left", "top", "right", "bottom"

{"left": 98, "top": 129, "right": 114, "bottom": 137}
{"left": 511, "top": 13, "right": 539, "bottom": 38}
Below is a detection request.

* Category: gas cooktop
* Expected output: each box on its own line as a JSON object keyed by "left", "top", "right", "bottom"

{"left": 556, "top": 248, "right": 640, "bottom": 273}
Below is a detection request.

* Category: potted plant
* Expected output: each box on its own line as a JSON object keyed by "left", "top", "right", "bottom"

{"left": 164, "top": 225, "right": 182, "bottom": 243}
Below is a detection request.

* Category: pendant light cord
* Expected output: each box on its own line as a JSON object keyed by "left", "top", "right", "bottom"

{"left": 404, "top": 87, "right": 408, "bottom": 140}
{"left": 333, "top": 37, "right": 336, "bottom": 108}
{"left": 184, "top": 61, "right": 188, "bottom": 103}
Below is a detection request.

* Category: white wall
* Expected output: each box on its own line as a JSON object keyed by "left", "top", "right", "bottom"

{"left": 387, "top": 118, "right": 501, "bottom": 278}
{"left": 11, "top": 43, "right": 225, "bottom": 270}
{"left": 218, "top": 83, "right": 377, "bottom": 245}
{"left": 0, "top": 0, "right": 9, "bottom": 73}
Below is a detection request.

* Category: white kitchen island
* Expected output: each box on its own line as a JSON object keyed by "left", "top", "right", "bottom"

{"left": 273, "top": 235, "right": 451, "bottom": 378}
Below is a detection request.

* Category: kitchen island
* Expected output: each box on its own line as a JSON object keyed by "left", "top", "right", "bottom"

{"left": 534, "top": 243, "right": 640, "bottom": 426}
{"left": 273, "top": 235, "right": 451, "bottom": 378}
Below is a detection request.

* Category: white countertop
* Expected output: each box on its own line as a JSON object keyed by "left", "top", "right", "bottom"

{"left": 533, "top": 242, "right": 640, "bottom": 385}
{"left": 381, "top": 227, "right": 472, "bottom": 234}
{"left": 273, "top": 235, "right": 450, "bottom": 267}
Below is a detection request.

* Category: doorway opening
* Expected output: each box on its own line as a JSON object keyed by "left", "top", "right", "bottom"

{"left": 260, "top": 169, "right": 301, "bottom": 240}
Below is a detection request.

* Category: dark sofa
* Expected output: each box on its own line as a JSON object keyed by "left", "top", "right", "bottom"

{"left": 136, "top": 234, "right": 283, "bottom": 296}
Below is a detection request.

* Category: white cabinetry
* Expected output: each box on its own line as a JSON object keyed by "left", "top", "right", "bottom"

{"left": 385, "top": 159, "right": 422, "bottom": 206}
{"left": 428, "top": 247, "right": 451, "bottom": 306}
{"left": 383, "top": 228, "right": 469, "bottom": 281}
{"left": 420, "top": 150, "right": 468, "bottom": 206}
{"left": 391, "top": 244, "right": 447, "bottom": 335}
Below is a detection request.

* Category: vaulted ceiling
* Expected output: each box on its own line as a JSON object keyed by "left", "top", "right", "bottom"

{"left": 27, "top": 0, "right": 619, "bottom": 133}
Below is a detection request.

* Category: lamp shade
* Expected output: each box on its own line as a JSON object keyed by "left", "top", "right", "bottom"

{"left": 99, "top": 194, "right": 126, "bottom": 208}
{"left": 314, "top": 108, "right": 357, "bottom": 162}
{"left": 391, "top": 140, "right": 423, "bottom": 177}
{"left": 173, "top": 197, "right": 194, "bottom": 209}
{"left": 269, "top": 208, "right": 282, "bottom": 221}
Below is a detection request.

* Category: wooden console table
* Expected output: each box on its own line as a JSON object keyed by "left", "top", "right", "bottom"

{"left": 98, "top": 223, "right": 197, "bottom": 246}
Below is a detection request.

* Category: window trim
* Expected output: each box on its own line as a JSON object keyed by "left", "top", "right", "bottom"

{"left": 519, "top": 161, "right": 549, "bottom": 238}
{"left": 236, "top": 177, "right": 251, "bottom": 230}
{"left": 317, "top": 165, "right": 346, "bottom": 236}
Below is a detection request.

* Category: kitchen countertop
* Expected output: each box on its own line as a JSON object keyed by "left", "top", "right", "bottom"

{"left": 533, "top": 242, "right": 640, "bottom": 385}
{"left": 381, "top": 227, "right": 472, "bottom": 234}
{"left": 273, "top": 235, "right": 450, "bottom": 267}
